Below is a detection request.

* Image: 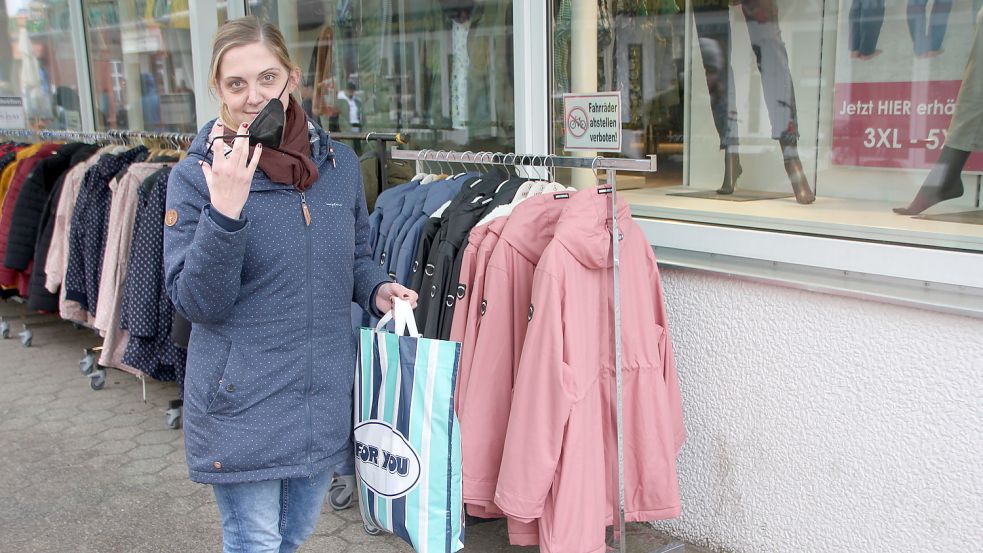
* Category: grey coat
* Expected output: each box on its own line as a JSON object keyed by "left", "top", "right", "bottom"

{"left": 164, "top": 120, "right": 389, "bottom": 484}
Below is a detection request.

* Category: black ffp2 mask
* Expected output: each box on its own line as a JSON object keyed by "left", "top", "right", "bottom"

{"left": 247, "top": 78, "right": 290, "bottom": 149}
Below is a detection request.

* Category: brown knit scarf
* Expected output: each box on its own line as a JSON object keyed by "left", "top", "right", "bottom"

{"left": 246, "top": 96, "right": 320, "bottom": 192}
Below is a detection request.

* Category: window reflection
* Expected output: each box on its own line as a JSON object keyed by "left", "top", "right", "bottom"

{"left": 246, "top": 0, "right": 516, "bottom": 152}
{"left": 4, "top": 1, "right": 84, "bottom": 129}
{"left": 83, "top": 0, "right": 197, "bottom": 132}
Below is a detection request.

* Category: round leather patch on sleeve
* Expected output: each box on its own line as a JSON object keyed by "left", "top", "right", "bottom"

{"left": 164, "top": 209, "right": 178, "bottom": 227}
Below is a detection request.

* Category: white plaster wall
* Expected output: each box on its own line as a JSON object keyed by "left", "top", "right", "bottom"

{"left": 651, "top": 268, "right": 983, "bottom": 552}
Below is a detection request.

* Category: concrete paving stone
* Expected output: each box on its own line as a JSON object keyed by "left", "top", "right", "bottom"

{"left": 126, "top": 443, "right": 175, "bottom": 460}
{"left": 75, "top": 396, "right": 116, "bottom": 412}
{"left": 91, "top": 437, "right": 138, "bottom": 455}
{"left": 96, "top": 424, "right": 143, "bottom": 441}
{"left": 98, "top": 412, "right": 152, "bottom": 430}
{"left": 35, "top": 406, "right": 79, "bottom": 421}
{"left": 135, "top": 428, "right": 182, "bottom": 446}
{"left": 299, "top": 535, "right": 349, "bottom": 552}
{"left": 312, "top": 510, "right": 347, "bottom": 535}
{"left": 162, "top": 480, "right": 203, "bottom": 498}
{"left": 158, "top": 461, "right": 191, "bottom": 481}
{"left": 81, "top": 453, "right": 129, "bottom": 471}
{"left": 119, "top": 457, "right": 170, "bottom": 476}
{"left": 58, "top": 435, "right": 101, "bottom": 453}
{"left": 32, "top": 419, "right": 73, "bottom": 434}
{"left": 4, "top": 416, "right": 38, "bottom": 431}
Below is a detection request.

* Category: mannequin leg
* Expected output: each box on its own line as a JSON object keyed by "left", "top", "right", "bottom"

{"left": 895, "top": 7, "right": 982, "bottom": 214}
{"left": 893, "top": 146, "right": 969, "bottom": 214}
{"left": 694, "top": 7, "right": 741, "bottom": 193}
{"left": 744, "top": 2, "right": 815, "bottom": 204}
{"left": 781, "top": 140, "right": 816, "bottom": 205}
{"left": 718, "top": 150, "right": 743, "bottom": 195}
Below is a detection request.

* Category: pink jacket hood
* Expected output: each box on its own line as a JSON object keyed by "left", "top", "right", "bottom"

{"left": 499, "top": 191, "right": 577, "bottom": 266}
{"left": 553, "top": 188, "right": 633, "bottom": 270}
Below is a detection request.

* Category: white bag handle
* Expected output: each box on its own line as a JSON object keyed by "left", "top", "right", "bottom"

{"left": 374, "top": 297, "right": 420, "bottom": 337}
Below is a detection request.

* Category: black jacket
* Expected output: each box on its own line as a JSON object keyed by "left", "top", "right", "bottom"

{"left": 5, "top": 143, "right": 89, "bottom": 271}
{"left": 27, "top": 145, "right": 100, "bottom": 312}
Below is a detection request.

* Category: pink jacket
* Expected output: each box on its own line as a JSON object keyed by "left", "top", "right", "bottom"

{"left": 96, "top": 163, "right": 163, "bottom": 373}
{"left": 494, "top": 189, "right": 685, "bottom": 553}
{"left": 448, "top": 223, "right": 490, "bottom": 344}
{"left": 453, "top": 216, "right": 508, "bottom": 415}
{"left": 46, "top": 149, "right": 104, "bottom": 325}
{"left": 461, "top": 192, "right": 574, "bottom": 507}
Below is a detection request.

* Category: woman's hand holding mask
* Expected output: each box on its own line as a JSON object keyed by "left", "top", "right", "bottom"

{"left": 200, "top": 120, "right": 262, "bottom": 220}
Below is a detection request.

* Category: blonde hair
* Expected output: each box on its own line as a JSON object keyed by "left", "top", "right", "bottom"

{"left": 209, "top": 16, "right": 299, "bottom": 129}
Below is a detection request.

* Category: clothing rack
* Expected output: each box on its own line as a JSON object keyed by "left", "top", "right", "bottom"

{"left": 1, "top": 129, "right": 186, "bottom": 425}
{"left": 334, "top": 131, "right": 410, "bottom": 198}
{"left": 0, "top": 128, "right": 197, "bottom": 147}
{"left": 391, "top": 149, "right": 675, "bottom": 553}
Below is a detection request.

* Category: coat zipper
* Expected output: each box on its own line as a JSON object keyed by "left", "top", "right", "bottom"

{"left": 303, "top": 191, "right": 314, "bottom": 474}
{"left": 300, "top": 192, "right": 312, "bottom": 226}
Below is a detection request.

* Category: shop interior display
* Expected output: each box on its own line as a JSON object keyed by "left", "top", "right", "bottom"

{"left": 895, "top": 7, "right": 983, "bottom": 216}
{"left": 693, "top": 0, "right": 815, "bottom": 204}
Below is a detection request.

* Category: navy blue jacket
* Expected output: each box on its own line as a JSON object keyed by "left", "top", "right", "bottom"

{"left": 163, "top": 120, "right": 390, "bottom": 484}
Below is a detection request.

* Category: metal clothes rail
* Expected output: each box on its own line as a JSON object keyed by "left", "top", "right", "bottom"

{"left": 334, "top": 132, "right": 409, "bottom": 198}
{"left": 391, "top": 149, "right": 677, "bottom": 553}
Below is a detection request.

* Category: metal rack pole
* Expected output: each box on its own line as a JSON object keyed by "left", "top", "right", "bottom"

{"left": 390, "top": 148, "right": 656, "bottom": 172}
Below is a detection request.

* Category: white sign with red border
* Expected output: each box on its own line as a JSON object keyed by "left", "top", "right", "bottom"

{"left": 563, "top": 92, "right": 622, "bottom": 152}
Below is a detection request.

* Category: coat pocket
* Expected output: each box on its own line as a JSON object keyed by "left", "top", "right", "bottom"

{"left": 205, "top": 341, "right": 241, "bottom": 415}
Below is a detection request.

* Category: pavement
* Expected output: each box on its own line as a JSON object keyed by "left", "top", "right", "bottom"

{"left": 0, "top": 299, "right": 707, "bottom": 553}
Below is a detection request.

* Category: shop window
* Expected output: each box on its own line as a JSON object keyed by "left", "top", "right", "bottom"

{"left": 3, "top": 1, "right": 85, "bottom": 130}
{"left": 553, "top": 0, "right": 983, "bottom": 253}
{"left": 246, "top": 0, "right": 516, "bottom": 153}
{"left": 81, "top": 0, "right": 199, "bottom": 133}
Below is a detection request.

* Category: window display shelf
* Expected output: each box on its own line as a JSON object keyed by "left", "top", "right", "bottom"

{"left": 622, "top": 187, "right": 983, "bottom": 252}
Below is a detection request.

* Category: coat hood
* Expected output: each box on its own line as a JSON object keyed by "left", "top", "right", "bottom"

{"left": 500, "top": 190, "right": 578, "bottom": 266}
{"left": 553, "top": 188, "right": 634, "bottom": 270}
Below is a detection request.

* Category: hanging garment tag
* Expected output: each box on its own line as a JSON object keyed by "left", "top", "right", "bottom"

{"left": 597, "top": 187, "right": 612, "bottom": 194}
{"left": 553, "top": 193, "right": 570, "bottom": 200}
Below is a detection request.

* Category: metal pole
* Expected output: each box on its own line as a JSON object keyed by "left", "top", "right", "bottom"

{"left": 389, "top": 148, "right": 656, "bottom": 172}
{"left": 609, "top": 167, "right": 626, "bottom": 553}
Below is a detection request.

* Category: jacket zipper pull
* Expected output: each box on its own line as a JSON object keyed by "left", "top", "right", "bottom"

{"left": 300, "top": 192, "right": 312, "bottom": 226}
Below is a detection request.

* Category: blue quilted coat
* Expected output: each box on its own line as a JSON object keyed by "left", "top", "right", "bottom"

{"left": 164, "top": 119, "right": 389, "bottom": 484}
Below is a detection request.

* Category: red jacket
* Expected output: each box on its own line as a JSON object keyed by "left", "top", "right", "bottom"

{"left": 0, "top": 143, "right": 59, "bottom": 295}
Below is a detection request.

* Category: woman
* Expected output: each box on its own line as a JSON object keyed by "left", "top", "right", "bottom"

{"left": 163, "top": 16, "right": 417, "bottom": 552}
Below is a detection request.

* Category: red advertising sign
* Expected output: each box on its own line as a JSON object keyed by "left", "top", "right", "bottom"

{"left": 832, "top": 80, "right": 983, "bottom": 171}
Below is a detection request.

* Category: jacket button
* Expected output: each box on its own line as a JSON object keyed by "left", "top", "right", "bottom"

{"left": 214, "top": 461, "right": 222, "bottom": 470}
{"left": 226, "top": 384, "right": 236, "bottom": 392}
{"left": 430, "top": 285, "right": 436, "bottom": 298}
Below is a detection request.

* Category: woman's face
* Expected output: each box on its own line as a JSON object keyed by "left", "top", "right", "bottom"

{"left": 216, "top": 41, "right": 299, "bottom": 128}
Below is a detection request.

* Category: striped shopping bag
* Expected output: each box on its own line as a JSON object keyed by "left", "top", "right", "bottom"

{"left": 355, "top": 298, "right": 464, "bottom": 553}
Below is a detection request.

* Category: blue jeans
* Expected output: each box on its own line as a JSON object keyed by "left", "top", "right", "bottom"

{"left": 908, "top": 0, "right": 953, "bottom": 55}
{"left": 212, "top": 470, "right": 333, "bottom": 553}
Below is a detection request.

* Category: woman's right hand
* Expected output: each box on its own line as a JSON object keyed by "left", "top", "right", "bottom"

{"left": 199, "top": 120, "right": 262, "bottom": 220}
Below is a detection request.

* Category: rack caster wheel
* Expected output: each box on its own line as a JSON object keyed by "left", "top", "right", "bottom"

{"left": 328, "top": 474, "right": 356, "bottom": 510}
{"left": 363, "top": 522, "right": 381, "bottom": 536}
{"left": 19, "top": 327, "right": 32, "bottom": 347}
{"left": 79, "top": 353, "right": 95, "bottom": 376}
{"left": 0, "top": 319, "right": 9, "bottom": 339}
{"left": 165, "top": 406, "right": 182, "bottom": 429}
{"left": 72, "top": 322, "right": 82, "bottom": 330}
{"left": 88, "top": 368, "right": 106, "bottom": 390}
